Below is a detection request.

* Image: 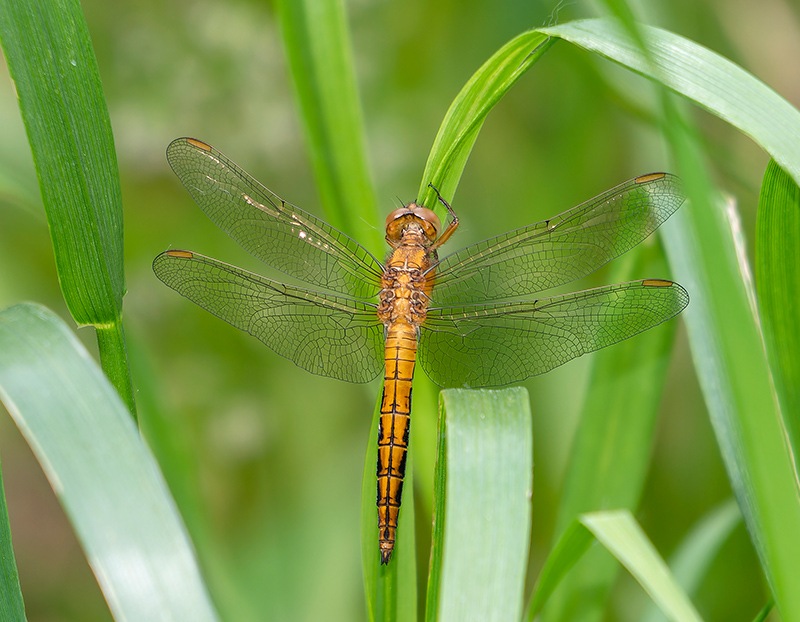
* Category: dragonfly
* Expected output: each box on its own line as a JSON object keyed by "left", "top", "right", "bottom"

{"left": 153, "top": 137, "right": 689, "bottom": 565}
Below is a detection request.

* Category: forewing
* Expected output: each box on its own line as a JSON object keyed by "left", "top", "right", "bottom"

{"left": 431, "top": 174, "right": 684, "bottom": 305}
{"left": 153, "top": 250, "right": 384, "bottom": 383}
{"left": 167, "top": 138, "right": 384, "bottom": 299}
{"left": 419, "top": 279, "right": 689, "bottom": 387}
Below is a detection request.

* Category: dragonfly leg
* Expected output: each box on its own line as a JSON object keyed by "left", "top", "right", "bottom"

{"left": 427, "top": 183, "right": 459, "bottom": 250}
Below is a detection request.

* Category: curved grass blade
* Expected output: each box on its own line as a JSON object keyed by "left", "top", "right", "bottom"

{"left": 661, "top": 132, "right": 797, "bottom": 618}
{"left": 0, "top": 460, "right": 25, "bottom": 621}
{"left": 756, "top": 160, "right": 800, "bottom": 442}
{"left": 753, "top": 600, "right": 774, "bottom": 622}
{"left": 427, "top": 388, "right": 532, "bottom": 622}
{"left": 0, "top": 304, "right": 218, "bottom": 621}
{"left": 0, "top": 0, "right": 133, "bottom": 412}
{"left": 643, "top": 499, "right": 741, "bottom": 622}
{"left": 529, "top": 511, "right": 702, "bottom": 622}
{"left": 539, "top": 18, "right": 800, "bottom": 618}
{"left": 539, "top": 19, "right": 800, "bottom": 184}
{"left": 582, "top": 512, "right": 702, "bottom": 622}
{"left": 416, "top": 32, "right": 555, "bottom": 211}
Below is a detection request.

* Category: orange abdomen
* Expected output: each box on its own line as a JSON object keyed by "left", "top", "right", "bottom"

{"left": 377, "top": 321, "right": 418, "bottom": 564}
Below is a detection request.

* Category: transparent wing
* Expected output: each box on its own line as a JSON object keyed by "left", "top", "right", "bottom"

{"left": 419, "top": 279, "right": 689, "bottom": 387}
{"left": 431, "top": 174, "right": 684, "bottom": 305}
{"left": 153, "top": 250, "right": 384, "bottom": 383}
{"left": 167, "top": 137, "right": 384, "bottom": 299}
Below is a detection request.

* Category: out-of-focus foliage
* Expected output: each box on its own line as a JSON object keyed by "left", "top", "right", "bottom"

{"left": 1, "top": 0, "right": 795, "bottom": 620}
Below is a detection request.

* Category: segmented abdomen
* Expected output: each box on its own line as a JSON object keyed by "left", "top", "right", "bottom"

{"left": 377, "top": 321, "right": 417, "bottom": 564}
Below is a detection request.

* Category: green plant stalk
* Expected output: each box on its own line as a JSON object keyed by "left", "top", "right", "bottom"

{"left": 277, "top": 16, "right": 555, "bottom": 615}
{"left": 0, "top": 0, "right": 134, "bottom": 414}
{"left": 96, "top": 322, "right": 136, "bottom": 416}
{"left": 527, "top": 519, "right": 595, "bottom": 618}
{"left": 752, "top": 600, "right": 775, "bottom": 622}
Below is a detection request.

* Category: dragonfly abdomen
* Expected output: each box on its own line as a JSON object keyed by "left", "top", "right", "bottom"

{"left": 377, "top": 321, "right": 417, "bottom": 564}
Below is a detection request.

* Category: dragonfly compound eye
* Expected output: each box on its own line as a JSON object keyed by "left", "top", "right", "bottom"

{"left": 385, "top": 204, "right": 441, "bottom": 242}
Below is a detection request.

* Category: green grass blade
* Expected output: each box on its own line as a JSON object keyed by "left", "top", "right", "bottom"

{"left": 0, "top": 303, "right": 218, "bottom": 621}
{"left": 0, "top": 0, "right": 133, "bottom": 412}
{"left": 539, "top": 18, "right": 800, "bottom": 618}
{"left": 661, "top": 123, "right": 799, "bottom": 619}
{"left": 529, "top": 512, "right": 702, "bottom": 622}
{"left": 427, "top": 388, "right": 532, "bottom": 622}
{"left": 542, "top": 246, "right": 680, "bottom": 622}
{"left": 581, "top": 511, "right": 702, "bottom": 622}
{"left": 539, "top": 19, "right": 800, "bottom": 184}
{"left": 752, "top": 600, "right": 774, "bottom": 622}
{"left": 275, "top": 0, "right": 382, "bottom": 253}
{"left": 643, "top": 499, "right": 741, "bottom": 622}
{"left": 0, "top": 0, "right": 124, "bottom": 322}
{"left": 416, "top": 32, "right": 555, "bottom": 212}
{"left": 756, "top": 160, "right": 800, "bottom": 442}
{"left": 0, "top": 459, "right": 25, "bottom": 621}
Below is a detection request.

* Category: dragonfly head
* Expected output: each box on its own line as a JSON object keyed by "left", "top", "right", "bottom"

{"left": 385, "top": 203, "right": 441, "bottom": 245}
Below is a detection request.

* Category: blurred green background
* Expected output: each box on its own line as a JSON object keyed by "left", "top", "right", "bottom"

{"left": 1, "top": 0, "right": 796, "bottom": 620}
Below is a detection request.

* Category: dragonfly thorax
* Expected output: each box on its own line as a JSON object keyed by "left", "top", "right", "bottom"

{"left": 385, "top": 203, "right": 440, "bottom": 246}
{"left": 378, "top": 235, "right": 435, "bottom": 329}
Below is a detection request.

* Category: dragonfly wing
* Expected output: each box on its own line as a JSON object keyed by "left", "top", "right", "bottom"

{"left": 419, "top": 279, "right": 688, "bottom": 387}
{"left": 167, "top": 138, "right": 384, "bottom": 299}
{"left": 153, "top": 250, "right": 384, "bottom": 383}
{"left": 431, "top": 174, "right": 684, "bottom": 305}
